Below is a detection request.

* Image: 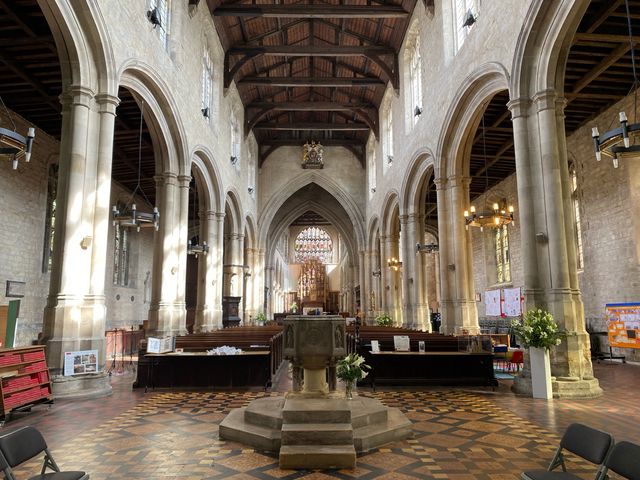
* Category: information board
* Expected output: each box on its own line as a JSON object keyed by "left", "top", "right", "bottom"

{"left": 485, "top": 289, "right": 501, "bottom": 316}
{"left": 606, "top": 303, "right": 640, "bottom": 349}
{"left": 64, "top": 349, "right": 98, "bottom": 376}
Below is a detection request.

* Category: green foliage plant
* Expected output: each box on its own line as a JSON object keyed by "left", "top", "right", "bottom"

{"left": 511, "top": 309, "right": 564, "bottom": 350}
{"left": 375, "top": 313, "right": 393, "bottom": 327}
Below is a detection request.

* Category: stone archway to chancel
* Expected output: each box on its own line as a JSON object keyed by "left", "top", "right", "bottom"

{"left": 263, "top": 183, "right": 361, "bottom": 319}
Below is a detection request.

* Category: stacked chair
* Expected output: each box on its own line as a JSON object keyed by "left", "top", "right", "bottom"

{"left": 521, "top": 422, "right": 640, "bottom": 480}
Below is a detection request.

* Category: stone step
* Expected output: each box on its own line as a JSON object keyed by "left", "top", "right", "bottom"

{"left": 353, "top": 407, "right": 413, "bottom": 453}
{"left": 281, "top": 423, "right": 353, "bottom": 445}
{"left": 283, "top": 398, "right": 351, "bottom": 424}
{"left": 349, "top": 396, "right": 388, "bottom": 428}
{"left": 279, "top": 444, "right": 356, "bottom": 469}
{"left": 245, "top": 397, "right": 284, "bottom": 429}
{"left": 219, "top": 408, "right": 281, "bottom": 452}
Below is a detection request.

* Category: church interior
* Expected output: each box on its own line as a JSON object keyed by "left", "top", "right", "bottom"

{"left": 1, "top": 0, "right": 640, "bottom": 477}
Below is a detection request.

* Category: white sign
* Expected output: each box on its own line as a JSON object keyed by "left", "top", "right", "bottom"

{"left": 503, "top": 287, "right": 522, "bottom": 317}
{"left": 393, "top": 335, "right": 410, "bottom": 352}
{"left": 485, "top": 289, "right": 502, "bottom": 317}
{"left": 370, "top": 340, "right": 380, "bottom": 353}
{"left": 64, "top": 350, "right": 98, "bottom": 376}
{"left": 419, "top": 341, "right": 425, "bottom": 353}
{"left": 147, "top": 337, "right": 175, "bottom": 354}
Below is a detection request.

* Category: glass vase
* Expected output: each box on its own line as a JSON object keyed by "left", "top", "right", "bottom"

{"left": 345, "top": 381, "right": 355, "bottom": 400}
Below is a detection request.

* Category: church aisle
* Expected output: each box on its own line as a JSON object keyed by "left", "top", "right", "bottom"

{"left": 2, "top": 363, "right": 638, "bottom": 479}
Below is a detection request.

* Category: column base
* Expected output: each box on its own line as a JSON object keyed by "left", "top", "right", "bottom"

{"left": 512, "top": 375, "right": 602, "bottom": 399}
{"left": 51, "top": 371, "right": 112, "bottom": 400}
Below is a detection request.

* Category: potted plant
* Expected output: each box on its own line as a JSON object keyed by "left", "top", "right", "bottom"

{"left": 375, "top": 313, "right": 392, "bottom": 327}
{"left": 290, "top": 301, "right": 298, "bottom": 314}
{"left": 511, "top": 309, "right": 564, "bottom": 399}
{"left": 255, "top": 311, "right": 267, "bottom": 326}
{"left": 336, "top": 353, "right": 371, "bottom": 399}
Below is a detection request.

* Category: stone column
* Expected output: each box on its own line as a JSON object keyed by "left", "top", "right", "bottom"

{"left": 244, "top": 247, "right": 257, "bottom": 321}
{"left": 447, "top": 175, "right": 478, "bottom": 334}
{"left": 148, "top": 172, "right": 182, "bottom": 336}
{"left": 43, "top": 86, "right": 112, "bottom": 398}
{"left": 264, "top": 265, "right": 274, "bottom": 318}
{"left": 194, "top": 211, "right": 224, "bottom": 331}
{"left": 435, "top": 177, "right": 454, "bottom": 333}
{"left": 383, "top": 234, "right": 401, "bottom": 325}
{"left": 400, "top": 214, "right": 429, "bottom": 329}
{"left": 509, "top": 92, "right": 601, "bottom": 398}
{"left": 254, "top": 249, "right": 266, "bottom": 317}
{"left": 174, "top": 174, "right": 191, "bottom": 334}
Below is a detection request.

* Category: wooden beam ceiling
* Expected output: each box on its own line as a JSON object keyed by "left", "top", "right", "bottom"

{"left": 212, "top": 5, "right": 410, "bottom": 18}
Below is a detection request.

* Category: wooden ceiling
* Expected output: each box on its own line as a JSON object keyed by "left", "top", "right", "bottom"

{"left": 208, "top": 0, "right": 419, "bottom": 165}
{"left": 1, "top": 1, "right": 639, "bottom": 228}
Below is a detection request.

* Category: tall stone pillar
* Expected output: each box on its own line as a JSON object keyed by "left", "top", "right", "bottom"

{"left": 383, "top": 234, "right": 401, "bottom": 325}
{"left": 447, "top": 176, "right": 479, "bottom": 333}
{"left": 194, "top": 211, "right": 224, "bottom": 331}
{"left": 509, "top": 92, "right": 601, "bottom": 398}
{"left": 148, "top": 172, "right": 184, "bottom": 336}
{"left": 174, "top": 175, "right": 191, "bottom": 333}
{"left": 360, "top": 250, "right": 372, "bottom": 320}
{"left": 254, "top": 249, "right": 266, "bottom": 317}
{"left": 264, "top": 265, "right": 274, "bottom": 319}
{"left": 43, "top": 86, "right": 113, "bottom": 398}
{"left": 244, "top": 247, "right": 257, "bottom": 321}
{"left": 400, "top": 214, "right": 430, "bottom": 329}
{"left": 435, "top": 177, "right": 454, "bottom": 333}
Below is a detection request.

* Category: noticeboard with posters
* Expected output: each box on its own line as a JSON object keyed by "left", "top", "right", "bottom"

{"left": 606, "top": 303, "right": 640, "bottom": 349}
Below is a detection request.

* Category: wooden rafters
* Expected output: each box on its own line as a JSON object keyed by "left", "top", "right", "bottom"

{"left": 212, "top": 5, "right": 410, "bottom": 18}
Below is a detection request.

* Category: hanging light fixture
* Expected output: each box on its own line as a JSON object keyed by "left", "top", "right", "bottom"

{"left": 112, "top": 99, "right": 160, "bottom": 232}
{"left": 463, "top": 111, "right": 514, "bottom": 231}
{"left": 591, "top": 0, "right": 640, "bottom": 168}
{"left": 1, "top": 96, "right": 35, "bottom": 170}
{"left": 387, "top": 257, "right": 402, "bottom": 271}
{"left": 186, "top": 184, "right": 208, "bottom": 256}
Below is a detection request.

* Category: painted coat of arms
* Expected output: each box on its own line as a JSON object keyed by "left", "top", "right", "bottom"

{"left": 302, "top": 141, "right": 324, "bottom": 169}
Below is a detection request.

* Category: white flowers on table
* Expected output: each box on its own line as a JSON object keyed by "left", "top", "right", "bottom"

{"left": 206, "top": 346, "right": 243, "bottom": 355}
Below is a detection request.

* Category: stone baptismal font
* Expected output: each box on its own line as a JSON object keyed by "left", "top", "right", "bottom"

{"left": 219, "top": 315, "right": 412, "bottom": 469}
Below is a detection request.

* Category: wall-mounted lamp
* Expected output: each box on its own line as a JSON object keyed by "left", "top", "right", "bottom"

{"left": 147, "top": 7, "right": 161, "bottom": 27}
{"left": 201, "top": 107, "right": 209, "bottom": 118}
{"left": 462, "top": 9, "right": 476, "bottom": 28}
{"left": 416, "top": 242, "right": 439, "bottom": 254}
{"left": 372, "top": 269, "right": 381, "bottom": 278}
{"left": 414, "top": 106, "right": 422, "bottom": 117}
{"left": 371, "top": 187, "right": 376, "bottom": 193}
{"left": 536, "top": 232, "right": 548, "bottom": 243}
{"left": 248, "top": 187, "right": 254, "bottom": 194}
{"left": 387, "top": 155, "right": 393, "bottom": 165}
{"left": 230, "top": 155, "right": 238, "bottom": 165}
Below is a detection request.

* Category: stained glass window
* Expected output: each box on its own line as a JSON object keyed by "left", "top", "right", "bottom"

{"left": 294, "top": 227, "right": 333, "bottom": 264}
{"left": 495, "top": 225, "right": 510, "bottom": 284}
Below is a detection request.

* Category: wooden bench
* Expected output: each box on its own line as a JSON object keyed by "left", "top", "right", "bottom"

{"left": 135, "top": 326, "right": 284, "bottom": 390}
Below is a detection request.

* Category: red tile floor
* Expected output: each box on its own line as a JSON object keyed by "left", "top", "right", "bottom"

{"left": 2, "top": 361, "right": 639, "bottom": 479}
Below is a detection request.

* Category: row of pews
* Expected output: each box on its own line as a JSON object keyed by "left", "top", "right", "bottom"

{"left": 134, "top": 326, "right": 284, "bottom": 390}
{"left": 349, "top": 326, "right": 497, "bottom": 389}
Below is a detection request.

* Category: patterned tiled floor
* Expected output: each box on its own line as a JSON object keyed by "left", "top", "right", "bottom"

{"left": 4, "top": 361, "right": 640, "bottom": 479}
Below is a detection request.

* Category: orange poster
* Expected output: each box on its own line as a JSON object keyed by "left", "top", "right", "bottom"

{"left": 605, "top": 303, "right": 640, "bottom": 349}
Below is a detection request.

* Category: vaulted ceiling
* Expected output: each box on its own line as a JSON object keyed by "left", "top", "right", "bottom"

{"left": 208, "top": 0, "right": 421, "bottom": 165}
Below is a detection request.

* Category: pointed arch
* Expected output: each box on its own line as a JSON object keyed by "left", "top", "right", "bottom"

{"left": 436, "top": 62, "right": 510, "bottom": 180}
{"left": 367, "top": 216, "right": 380, "bottom": 250}
{"left": 400, "top": 147, "right": 436, "bottom": 215}
{"left": 224, "top": 188, "right": 244, "bottom": 236}
{"left": 118, "top": 62, "right": 189, "bottom": 176}
{"left": 190, "top": 146, "right": 224, "bottom": 213}
{"left": 380, "top": 190, "right": 400, "bottom": 236}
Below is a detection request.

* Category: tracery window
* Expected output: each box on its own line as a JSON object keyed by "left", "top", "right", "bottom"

{"left": 42, "top": 164, "right": 58, "bottom": 273}
{"left": 114, "top": 223, "right": 130, "bottom": 287}
{"left": 453, "top": 0, "right": 478, "bottom": 53}
{"left": 571, "top": 167, "right": 585, "bottom": 270}
{"left": 148, "top": 0, "right": 171, "bottom": 49}
{"left": 201, "top": 48, "right": 213, "bottom": 123}
{"left": 294, "top": 227, "right": 333, "bottom": 264}
{"left": 409, "top": 36, "right": 423, "bottom": 126}
{"left": 495, "top": 225, "right": 510, "bottom": 284}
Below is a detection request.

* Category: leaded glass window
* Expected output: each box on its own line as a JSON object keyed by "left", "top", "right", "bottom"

{"left": 114, "top": 223, "right": 130, "bottom": 286}
{"left": 571, "top": 167, "right": 584, "bottom": 270}
{"left": 495, "top": 225, "right": 510, "bottom": 284}
{"left": 42, "top": 164, "right": 58, "bottom": 273}
{"left": 294, "top": 227, "right": 333, "bottom": 264}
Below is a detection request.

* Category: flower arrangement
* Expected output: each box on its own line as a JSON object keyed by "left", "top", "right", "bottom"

{"left": 375, "top": 313, "right": 393, "bottom": 327}
{"left": 336, "top": 353, "right": 371, "bottom": 383}
{"left": 290, "top": 301, "right": 298, "bottom": 313}
{"left": 255, "top": 311, "right": 266, "bottom": 325}
{"left": 511, "top": 309, "right": 564, "bottom": 350}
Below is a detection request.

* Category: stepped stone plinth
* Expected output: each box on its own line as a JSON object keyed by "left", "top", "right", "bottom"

{"left": 218, "top": 315, "right": 413, "bottom": 469}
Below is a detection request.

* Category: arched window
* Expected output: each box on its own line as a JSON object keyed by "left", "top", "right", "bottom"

{"left": 383, "top": 101, "right": 394, "bottom": 171}
{"left": 201, "top": 48, "right": 213, "bottom": 123}
{"left": 495, "top": 225, "right": 510, "bottom": 284}
{"left": 453, "top": 0, "right": 478, "bottom": 53}
{"left": 571, "top": 166, "right": 585, "bottom": 270}
{"left": 230, "top": 109, "right": 240, "bottom": 165}
{"left": 368, "top": 144, "right": 377, "bottom": 197}
{"left": 148, "top": 0, "right": 171, "bottom": 50}
{"left": 409, "top": 36, "right": 423, "bottom": 127}
{"left": 114, "top": 223, "right": 130, "bottom": 286}
{"left": 294, "top": 227, "right": 333, "bottom": 264}
{"left": 42, "top": 163, "right": 58, "bottom": 273}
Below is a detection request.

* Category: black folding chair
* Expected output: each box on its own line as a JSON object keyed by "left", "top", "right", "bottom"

{"left": 0, "top": 426, "right": 89, "bottom": 480}
{"left": 603, "top": 441, "right": 640, "bottom": 480}
{"left": 521, "top": 423, "right": 613, "bottom": 480}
